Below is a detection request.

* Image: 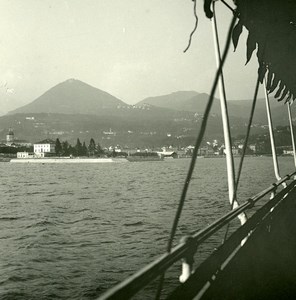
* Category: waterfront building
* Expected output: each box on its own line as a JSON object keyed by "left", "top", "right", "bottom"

{"left": 34, "top": 139, "right": 56, "bottom": 155}
{"left": 17, "top": 152, "right": 43, "bottom": 159}
{"left": 198, "top": 146, "right": 214, "bottom": 156}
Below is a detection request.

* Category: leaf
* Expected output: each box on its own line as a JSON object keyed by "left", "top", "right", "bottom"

{"left": 266, "top": 70, "right": 274, "bottom": 91}
{"left": 246, "top": 33, "right": 256, "bottom": 64}
{"left": 232, "top": 20, "right": 243, "bottom": 51}
{"left": 256, "top": 43, "right": 265, "bottom": 62}
{"left": 204, "top": 0, "right": 213, "bottom": 18}
{"left": 275, "top": 81, "right": 285, "bottom": 99}
{"left": 235, "top": 0, "right": 296, "bottom": 104}
{"left": 278, "top": 86, "right": 288, "bottom": 102}
{"left": 269, "top": 74, "right": 279, "bottom": 94}
{"left": 284, "top": 92, "right": 292, "bottom": 104}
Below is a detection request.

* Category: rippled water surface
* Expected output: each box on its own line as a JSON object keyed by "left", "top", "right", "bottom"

{"left": 0, "top": 157, "right": 294, "bottom": 299}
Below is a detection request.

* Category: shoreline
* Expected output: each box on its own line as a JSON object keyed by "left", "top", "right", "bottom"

{"left": 10, "top": 157, "right": 128, "bottom": 163}
{"left": 6, "top": 154, "right": 294, "bottom": 163}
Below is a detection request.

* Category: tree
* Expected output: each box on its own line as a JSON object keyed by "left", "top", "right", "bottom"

{"left": 88, "top": 138, "right": 96, "bottom": 156}
{"left": 55, "top": 138, "right": 62, "bottom": 156}
{"left": 82, "top": 142, "right": 88, "bottom": 156}
{"left": 96, "top": 141, "right": 104, "bottom": 156}
{"left": 61, "top": 141, "right": 70, "bottom": 156}
{"left": 75, "top": 138, "right": 83, "bottom": 156}
{"left": 68, "top": 144, "right": 75, "bottom": 156}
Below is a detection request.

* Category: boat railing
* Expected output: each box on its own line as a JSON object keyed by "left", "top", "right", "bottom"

{"left": 98, "top": 171, "right": 296, "bottom": 300}
{"left": 98, "top": 2, "right": 296, "bottom": 299}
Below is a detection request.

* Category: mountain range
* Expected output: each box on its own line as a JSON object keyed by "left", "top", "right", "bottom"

{"left": 1, "top": 78, "right": 294, "bottom": 147}
{"left": 138, "top": 90, "right": 295, "bottom": 126}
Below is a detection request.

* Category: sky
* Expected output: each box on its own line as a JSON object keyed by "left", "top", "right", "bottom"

{"left": 0, "top": 0, "right": 263, "bottom": 114}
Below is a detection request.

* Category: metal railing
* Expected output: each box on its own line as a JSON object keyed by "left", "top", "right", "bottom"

{"left": 98, "top": 2, "right": 296, "bottom": 298}
{"left": 98, "top": 171, "right": 296, "bottom": 300}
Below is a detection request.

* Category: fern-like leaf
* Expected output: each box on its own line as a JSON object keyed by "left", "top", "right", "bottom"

{"left": 232, "top": 20, "right": 243, "bottom": 51}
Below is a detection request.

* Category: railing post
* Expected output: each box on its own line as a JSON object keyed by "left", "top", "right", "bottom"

{"left": 287, "top": 103, "right": 296, "bottom": 171}
{"left": 263, "top": 79, "right": 282, "bottom": 182}
{"left": 270, "top": 183, "right": 277, "bottom": 200}
{"left": 179, "top": 236, "right": 197, "bottom": 283}
{"left": 211, "top": 1, "right": 247, "bottom": 225}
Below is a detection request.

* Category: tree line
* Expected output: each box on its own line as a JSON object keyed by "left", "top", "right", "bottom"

{"left": 55, "top": 138, "right": 104, "bottom": 157}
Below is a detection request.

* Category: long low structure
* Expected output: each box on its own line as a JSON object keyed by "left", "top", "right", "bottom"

{"left": 10, "top": 158, "right": 128, "bottom": 163}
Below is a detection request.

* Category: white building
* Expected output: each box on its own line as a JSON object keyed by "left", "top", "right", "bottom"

{"left": 34, "top": 139, "right": 55, "bottom": 155}
{"left": 17, "top": 152, "right": 44, "bottom": 159}
{"left": 17, "top": 152, "right": 30, "bottom": 158}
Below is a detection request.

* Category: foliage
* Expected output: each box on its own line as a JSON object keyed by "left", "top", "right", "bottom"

{"left": 88, "top": 138, "right": 96, "bottom": 156}
{"left": 55, "top": 138, "right": 62, "bottom": 156}
{"left": 56, "top": 138, "right": 105, "bottom": 157}
{"left": 97, "top": 142, "right": 104, "bottom": 155}
{"left": 0, "top": 145, "right": 33, "bottom": 154}
{"left": 82, "top": 142, "right": 88, "bottom": 156}
{"left": 61, "top": 141, "right": 70, "bottom": 156}
{"left": 202, "top": 0, "right": 296, "bottom": 102}
{"left": 75, "top": 138, "right": 83, "bottom": 156}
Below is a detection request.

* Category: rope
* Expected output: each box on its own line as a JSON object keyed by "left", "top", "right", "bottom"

{"left": 221, "top": 0, "right": 235, "bottom": 14}
{"left": 184, "top": 0, "right": 198, "bottom": 53}
{"left": 154, "top": 11, "right": 238, "bottom": 300}
{"left": 223, "top": 75, "right": 260, "bottom": 242}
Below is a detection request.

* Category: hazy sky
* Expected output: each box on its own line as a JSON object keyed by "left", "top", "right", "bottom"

{"left": 0, "top": 0, "right": 263, "bottom": 114}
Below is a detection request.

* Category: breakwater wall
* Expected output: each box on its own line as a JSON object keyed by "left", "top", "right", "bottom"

{"left": 10, "top": 158, "right": 128, "bottom": 163}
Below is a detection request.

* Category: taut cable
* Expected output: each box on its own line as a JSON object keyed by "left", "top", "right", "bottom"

{"left": 154, "top": 10, "right": 238, "bottom": 300}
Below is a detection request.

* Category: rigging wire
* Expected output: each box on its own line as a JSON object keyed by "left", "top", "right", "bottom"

{"left": 154, "top": 10, "right": 238, "bottom": 300}
{"left": 221, "top": 0, "right": 236, "bottom": 14}
{"left": 183, "top": 0, "right": 198, "bottom": 53}
{"left": 167, "top": 6, "right": 238, "bottom": 255}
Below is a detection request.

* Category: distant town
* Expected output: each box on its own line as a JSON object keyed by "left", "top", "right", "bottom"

{"left": 1, "top": 127, "right": 295, "bottom": 161}
{"left": 1, "top": 78, "right": 295, "bottom": 162}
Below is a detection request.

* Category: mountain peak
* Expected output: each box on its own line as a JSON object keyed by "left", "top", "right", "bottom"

{"left": 8, "top": 79, "right": 126, "bottom": 115}
{"left": 66, "top": 78, "right": 77, "bottom": 83}
{"left": 63, "top": 78, "right": 88, "bottom": 85}
{"left": 62, "top": 78, "right": 82, "bottom": 85}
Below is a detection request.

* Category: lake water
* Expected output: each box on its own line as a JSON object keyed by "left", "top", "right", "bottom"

{"left": 0, "top": 156, "right": 294, "bottom": 299}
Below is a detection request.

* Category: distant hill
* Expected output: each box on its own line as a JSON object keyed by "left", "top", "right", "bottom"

{"left": 8, "top": 79, "right": 127, "bottom": 115}
{"left": 0, "top": 110, "right": 227, "bottom": 148}
{"left": 138, "top": 91, "right": 199, "bottom": 110}
{"left": 3, "top": 81, "right": 293, "bottom": 148}
{"left": 137, "top": 91, "right": 293, "bottom": 126}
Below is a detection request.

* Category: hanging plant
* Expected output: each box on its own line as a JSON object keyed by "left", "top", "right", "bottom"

{"left": 200, "top": 0, "right": 296, "bottom": 102}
